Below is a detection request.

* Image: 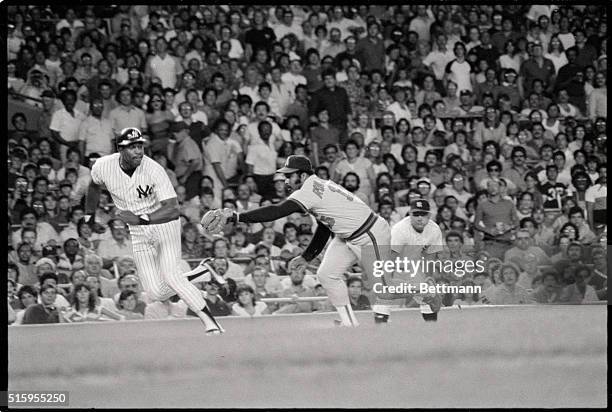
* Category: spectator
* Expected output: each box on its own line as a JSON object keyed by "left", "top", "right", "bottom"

{"left": 109, "top": 86, "right": 147, "bottom": 138}
{"left": 78, "top": 98, "right": 114, "bottom": 157}
{"left": 486, "top": 263, "right": 534, "bottom": 304}
{"left": 231, "top": 284, "right": 269, "bottom": 317}
{"left": 346, "top": 276, "right": 371, "bottom": 310}
{"left": 530, "top": 271, "right": 563, "bottom": 303}
{"left": 309, "top": 69, "right": 351, "bottom": 143}
{"left": 559, "top": 265, "right": 599, "bottom": 303}
{"left": 275, "top": 263, "right": 316, "bottom": 314}
{"left": 21, "top": 284, "right": 61, "bottom": 324}
{"left": 97, "top": 219, "right": 133, "bottom": 268}
{"left": 61, "top": 283, "right": 123, "bottom": 322}
{"left": 115, "top": 290, "right": 145, "bottom": 320}
{"left": 49, "top": 89, "right": 86, "bottom": 162}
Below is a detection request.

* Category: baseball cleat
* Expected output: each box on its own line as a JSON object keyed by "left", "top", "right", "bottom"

{"left": 422, "top": 312, "right": 438, "bottom": 322}
{"left": 374, "top": 313, "right": 390, "bottom": 323}
{"left": 205, "top": 327, "right": 224, "bottom": 335}
{"left": 185, "top": 258, "right": 226, "bottom": 285}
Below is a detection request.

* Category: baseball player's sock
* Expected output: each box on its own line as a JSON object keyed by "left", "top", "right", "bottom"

{"left": 198, "top": 306, "right": 225, "bottom": 333}
{"left": 335, "top": 305, "right": 359, "bottom": 327}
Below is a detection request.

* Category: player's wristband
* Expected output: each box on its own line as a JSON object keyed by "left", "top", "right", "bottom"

{"left": 139, "top": 214, "right": 150, "bottom": 225}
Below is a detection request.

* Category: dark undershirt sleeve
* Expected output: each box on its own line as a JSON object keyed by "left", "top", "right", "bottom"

{"left": 237, "top": 199, "right": 304, "bottom": 223}
{"left": 301, "top": 223, "right": 333, "bottom": 262}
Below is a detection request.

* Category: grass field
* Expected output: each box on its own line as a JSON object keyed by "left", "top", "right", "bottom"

{"left": 8, "top": 305, "right": 607, "bottom": 408}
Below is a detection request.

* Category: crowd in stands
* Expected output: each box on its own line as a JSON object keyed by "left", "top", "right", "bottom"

{"left": 6, "top": 4, "right": 607, "bottom": 325}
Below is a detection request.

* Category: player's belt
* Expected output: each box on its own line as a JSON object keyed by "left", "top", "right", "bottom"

{"left": 346, "top": 212, "right": 378, "bottom": 242}
{"left": 133, "top": 216, "right": 179, "bottom": 226}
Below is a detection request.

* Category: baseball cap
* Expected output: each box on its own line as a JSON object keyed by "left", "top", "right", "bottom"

{"left": 416, "top": 178, "right": 431, "bottom": 187}
{"left": 273, "top": 173, "right": 286, "bottom": 182}
{"left": 170, "top": 121, "right": 190, "bottom": 133}
{"left": 410, "top": 198, "right": 431, "bottom": 213}
{"left": 59, "top": 179, "right": 72, "bottom": 188}
{"left": 276, "top": 155, "right": 313, "bottom": 174}
{"left": 117, "top": 127, "right": 146, "bottom": 147}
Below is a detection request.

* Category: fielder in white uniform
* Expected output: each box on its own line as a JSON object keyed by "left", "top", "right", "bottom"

{"left": 373, "top": 199, "right": 445, "bottom": 322}
{"left": 205, "top": 155, "right": 392, "bottom": 327}
{"left": 85, "top": 127, "right": 224, "bottom": 334}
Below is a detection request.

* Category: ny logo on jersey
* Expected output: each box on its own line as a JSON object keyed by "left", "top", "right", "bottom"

{"left": 136, "top": 184, "right": 153, "bottom": 199}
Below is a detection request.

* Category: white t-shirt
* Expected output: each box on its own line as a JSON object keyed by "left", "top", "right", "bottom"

{"left": 445, "top": 59, "right": 473, "bottom": 93}
{"left": 91, "top": 153, "right": 176, "bottom": 215}
{"left": 288, "top": 175, "right": 373, "bottom": 238}
{"left": 50, "top": 108, "right": 87, "bottom": 142}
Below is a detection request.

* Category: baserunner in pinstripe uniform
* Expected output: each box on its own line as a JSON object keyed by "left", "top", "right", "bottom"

{"left": 85, "top": 127, "right": 225, "bottom": 334}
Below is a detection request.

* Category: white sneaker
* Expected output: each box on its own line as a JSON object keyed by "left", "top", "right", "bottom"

{"left": 184, "top": 258, "right": 226, "bottom": 285}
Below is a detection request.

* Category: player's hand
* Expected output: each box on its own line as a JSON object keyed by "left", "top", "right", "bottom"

{"left": 288, "top": 255, "right": 307, "bottom": 272}
{"left": 200, "top": 209, "right": 226, "bottom": 234}
{"left": 115, "top": 209, "right": 141, "bottom": 225}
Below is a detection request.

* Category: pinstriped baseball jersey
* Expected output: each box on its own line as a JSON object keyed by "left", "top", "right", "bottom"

{"left": 90, "top": 153, "right": 209, "bottom": 315}
{"left": 288, "top": 175, "right": 372, "bottom": 238}
{"left": 90, "top": 153, "right": 176, "bottom": 215}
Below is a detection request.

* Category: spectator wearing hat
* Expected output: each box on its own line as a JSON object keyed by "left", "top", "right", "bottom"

{"left": 77, "top": 98, "right": 114, "bottom": 157}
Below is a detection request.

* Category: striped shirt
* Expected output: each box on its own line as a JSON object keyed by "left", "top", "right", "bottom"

{"left": 91, "top": 153, "right": 176, "bottom": 215}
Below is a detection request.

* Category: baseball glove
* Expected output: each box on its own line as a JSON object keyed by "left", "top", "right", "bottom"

{"left": 200, "top": 209, "right": 227, "bottom": 234}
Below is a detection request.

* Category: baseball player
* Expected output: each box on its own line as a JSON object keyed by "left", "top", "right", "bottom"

{"left": 202, "top": 155, "right": 391, "bottom": 327}
{"left": 373, "top": 199, "right": 445, "bottom": 322}
{"left": 85, "top": 127, "right": 225, "bottom": 334}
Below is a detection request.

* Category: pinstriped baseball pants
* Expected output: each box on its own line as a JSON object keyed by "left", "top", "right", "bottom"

{"left": 129, "top": 219, "right": 206, "bottom": 311}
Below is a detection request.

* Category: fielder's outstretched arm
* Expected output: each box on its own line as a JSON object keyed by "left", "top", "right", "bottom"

{"left": 231, "top": 199, "right": 304, "bottom": 223}
{"left": 301, "top": 223, "right": 332, "bottom": 262}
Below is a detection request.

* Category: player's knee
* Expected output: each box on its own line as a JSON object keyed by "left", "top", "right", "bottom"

{"left": 317, "top": 271, "right": 346, "bottom": 285}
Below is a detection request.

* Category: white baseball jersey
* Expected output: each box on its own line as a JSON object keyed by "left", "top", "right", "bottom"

{"left": 90, "top": 153, "right": 176, "bottom": 215}
{"left": 89, "top": 153, "right": 208, "bottom": 316}
{"left": 391, "top": 217, "right": 445, "bottom": 256}
{"left": 289, "top": 175, "right": 372, "bottom": 238}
